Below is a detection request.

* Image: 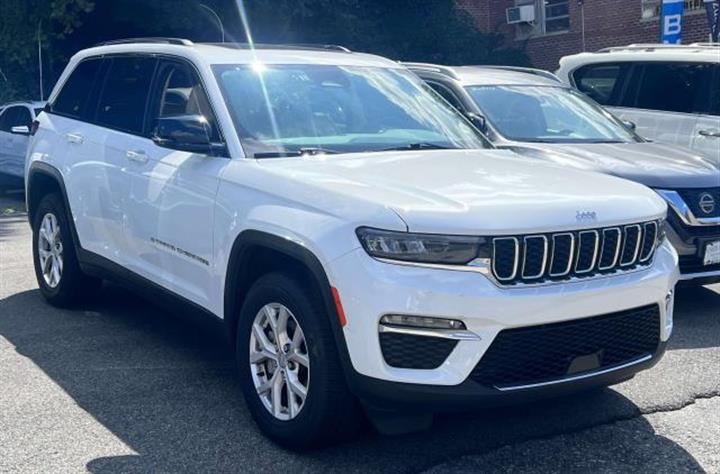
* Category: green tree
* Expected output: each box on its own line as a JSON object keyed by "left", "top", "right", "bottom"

{"left": 0, "top": 0, "right": 94, "bottom": 102}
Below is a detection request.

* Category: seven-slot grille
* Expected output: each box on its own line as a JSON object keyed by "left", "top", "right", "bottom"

{"left": 491, "top": 221, "right": 659, "bottom": 285}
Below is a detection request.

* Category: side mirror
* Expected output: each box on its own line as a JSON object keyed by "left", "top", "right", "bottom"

{"left": 152, "top": 115, "right": 225, "bottom": 155}
{"left": 10, "top": 125, "right": 30, "bottom": 136}
{"left": 623, "top": 120, "right": 637, "bottom": 131}
{"left": 465, "top": 112, "right": 488, "bottom": 133}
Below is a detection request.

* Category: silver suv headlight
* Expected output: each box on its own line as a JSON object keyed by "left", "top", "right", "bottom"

{"left": 356, "top": 227, "right": 490, "bottom": 265}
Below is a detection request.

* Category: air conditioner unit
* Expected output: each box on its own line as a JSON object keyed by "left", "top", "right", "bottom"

{"left": 506, "top": 5, "right": 536, "bottom": 24}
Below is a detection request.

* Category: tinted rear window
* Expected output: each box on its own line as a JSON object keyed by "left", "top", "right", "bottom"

{"left": 53, "top": 59, "right": 103, "bottom": 119}
{"left": 629, "top": 63, "right": 714, "bottom": 114}
{"left": 95, "top": 57, "right": 157, "bottom": 134}
{"left": 0, "top": 106, "right": 32, "bottom": 131}
{"left": 573, "top": 63, "right": 630, "bottom": 106}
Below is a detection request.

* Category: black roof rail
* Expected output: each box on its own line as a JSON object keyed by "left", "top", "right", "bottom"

{"left": 401, "top": 62, "right": 461, "bottom": 80}
{"left": 204, "top": 42, "right": 351, "bottom": 53}
{"left": 95, "top": 37, "right": 194, "bottom": 47}
{"left": 478, "top": 66, "right": 561, "bottom": 82}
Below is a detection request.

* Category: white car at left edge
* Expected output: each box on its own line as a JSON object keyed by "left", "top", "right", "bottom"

{"left": 0, "top": 101, "right": 46, "bottom": 184}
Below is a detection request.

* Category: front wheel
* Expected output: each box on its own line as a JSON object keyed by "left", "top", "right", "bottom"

{"left": 236, "top": 272, "right": 361, "bottom": 449}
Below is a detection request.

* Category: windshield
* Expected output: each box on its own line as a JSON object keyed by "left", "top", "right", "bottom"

{"left": 465, "top": 85, "right": 639, "bottom": 144}
{"left": 213, "top": 64, "right": 490, "bottom": 158}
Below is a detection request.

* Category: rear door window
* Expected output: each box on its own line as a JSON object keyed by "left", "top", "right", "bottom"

{"left": 710, "top": 65, "right": 720, "bottom": 116}
{"left": 0, "top": 107, "right": 17, "bottom": 132}
{"left": 95, "top": 56, "right": 158, "bottom": 135}
{"left": 572, "top": 63, "right": 630, "bottom": 106}
{"left": 52, "top": 59, "right": 103, "bottom": 119}
{"left": 0, "top": 106, "right": 32, "bottom": 132}
{"left": 628, "top": 62, "right": 714, "bottom": 114}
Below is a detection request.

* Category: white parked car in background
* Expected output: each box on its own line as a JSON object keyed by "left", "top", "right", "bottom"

{"left": 26, "top": 39, "right": 677, "bottom": 448}
{"left": 0, "top": 101, "right": 46, "bottom": 184}
{"left": 556, "top": 44, "right": 720, "bottom": 165}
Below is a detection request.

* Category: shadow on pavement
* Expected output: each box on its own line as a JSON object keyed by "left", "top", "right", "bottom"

{"left": 670, "top": 285, "right": 720, "bottom": 350}
{"left": 0, "top": 281, "right": 712, "bottom": 473}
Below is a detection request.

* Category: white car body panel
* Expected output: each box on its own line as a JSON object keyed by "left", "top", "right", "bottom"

{"left": 26, "top": 42, "right": 679, "bottom": 391}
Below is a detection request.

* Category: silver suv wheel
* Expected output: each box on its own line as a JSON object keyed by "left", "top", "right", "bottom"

{"left": 249, "top": 303, "right": 310, "bottom": 421}
{"left": 38, "top": 212, "right": 63, "bottom": 288}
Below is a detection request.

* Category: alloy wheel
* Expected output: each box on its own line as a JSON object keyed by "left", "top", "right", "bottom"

{"left": 37, "top": 212, "right": 63, "bottom": 289}
{"left": 249, "top": 303, "right": 310, "bottom": 421}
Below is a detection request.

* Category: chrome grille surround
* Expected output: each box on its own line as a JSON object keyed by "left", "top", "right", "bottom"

{"left": 490, "top": 220, "right": 662, "bottom": 286}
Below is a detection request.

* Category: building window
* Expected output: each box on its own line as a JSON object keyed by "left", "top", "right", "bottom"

{"left": 641, "top": 0, "right": 705, "bottom": 20}
{"left": 544, "top": 0, "right": 570, "bottom": 33}
{"left": 515, "top": 0, "right": 570, "bottom": 37}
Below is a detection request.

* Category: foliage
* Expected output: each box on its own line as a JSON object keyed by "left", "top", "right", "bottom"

{"left": 0, "top": 0, "right": 528, "bottom": 103}
{"left": 244, "top": 0, "right": 528, "bottom": 65}
{"left": 0, "top": 0, "right": 94, "bottom": 102}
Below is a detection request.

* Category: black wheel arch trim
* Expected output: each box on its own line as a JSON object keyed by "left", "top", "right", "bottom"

{"left": 26, "top": 162, "right": 82, "bottom": 250}
{"left": 224, "top": 229, "right": 359, "bottom": 386}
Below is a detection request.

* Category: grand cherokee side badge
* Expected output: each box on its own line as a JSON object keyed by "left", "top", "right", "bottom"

{"left": 576, "top": 211, "right": 597, "bottom": 222}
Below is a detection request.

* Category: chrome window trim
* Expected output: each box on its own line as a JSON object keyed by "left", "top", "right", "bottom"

{"left": 598, "top": 227, "right": 622, "bottom": 270}
{"left": 521, "top": 235, "right": 548, "bottom": 280}
{"left": 620, "top": 224, "right": 642, "bottom": 267}
{"left": 549, "top": 232, "right": 575, "bottom": 277}
{"left": 575, "top": 230, "right": 600, "bottom": 274}
{"left": 657, "top": 189, "right": 720, "bottom": 226}
{"left": 492, "top": 237, "right": 520, "bottom": 282}
{"left": 639, "top": 221, "right": 658, "bottom": 263}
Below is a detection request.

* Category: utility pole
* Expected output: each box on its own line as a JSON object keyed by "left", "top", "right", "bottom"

{"left": 38, "top": 20, "right": 44, "bottom": 101}
{"left": 578, "top": 0, "right": 586, "bottom": 51}
{"left": 200, "top": 4, "right": 225, "bottom": 42}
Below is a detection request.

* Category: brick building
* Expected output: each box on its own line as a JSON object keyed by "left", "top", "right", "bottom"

{"left": 458, "top": 0, "right": 715, "bottom": 70}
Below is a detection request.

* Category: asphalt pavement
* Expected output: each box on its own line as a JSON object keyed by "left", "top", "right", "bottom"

{"left": 0, "top": 189, "right": 718, "bottom": 473}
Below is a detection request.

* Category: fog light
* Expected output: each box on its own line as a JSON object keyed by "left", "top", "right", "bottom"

{"left": 379, "top": 314, "right": 466, "bottom": 330}
{"left": 665, "top": 290, "right": 674, "bottom": 334}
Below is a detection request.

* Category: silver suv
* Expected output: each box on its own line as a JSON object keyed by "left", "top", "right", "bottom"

{"left": 408, "top": 63, "right": 720, "bottom": 285}
{"left": 556, "top": 44, "right": 720, "bottom": 165}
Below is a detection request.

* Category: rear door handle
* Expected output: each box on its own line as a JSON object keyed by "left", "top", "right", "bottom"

{"left": 126, "top": 150, "right": 148, "bottom": 163}
{"left": 65, "top": 133, "right": 84, "bottom": 144}
{"left": 698, "top": 129, "right": 720, "bottom": 138}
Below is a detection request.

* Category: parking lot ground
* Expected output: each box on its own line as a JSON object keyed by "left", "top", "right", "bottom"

{"left": 0, "top": 189, "right": 718, "bottom": 473}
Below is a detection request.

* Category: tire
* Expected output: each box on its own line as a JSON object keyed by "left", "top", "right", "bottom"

{"left": 32, "top": 193, "right": 101, "bottom": 307}
{"left": 236, "top": 272, "right": 361, "bottom": 449}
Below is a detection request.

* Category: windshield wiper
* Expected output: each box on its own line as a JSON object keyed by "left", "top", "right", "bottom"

{"left": 254, "top": 147, "right": 341, "bottom": 159}
{"left": 379, "top": 142, "right": 458, "bottom": 152}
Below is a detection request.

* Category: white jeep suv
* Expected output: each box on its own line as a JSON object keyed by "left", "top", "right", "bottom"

{"left": 26, "top": 39, "right": 678, "bottom": 448}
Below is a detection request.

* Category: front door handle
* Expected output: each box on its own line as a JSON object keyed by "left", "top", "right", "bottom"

{"left": 126, "top": 150, "right": 148, "bottom": 163}
{"left": 65, "top": 133, "right": 84, "bottom": 144}
{"left": 698, "top": 129, "right": 720, "bottom": 138}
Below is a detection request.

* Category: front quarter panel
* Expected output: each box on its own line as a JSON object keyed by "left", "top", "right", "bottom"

{"left": 211, "top": 158, "right": 407, "bottom": 319}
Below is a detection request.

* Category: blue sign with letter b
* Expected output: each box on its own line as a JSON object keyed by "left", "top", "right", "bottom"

{"left": 661, "top": 0, "right": 685, "bottom": 43}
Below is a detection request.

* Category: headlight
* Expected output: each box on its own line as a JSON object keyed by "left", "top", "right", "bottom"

{"left": 356, "top": 227, "right": 490, "bottom": 265}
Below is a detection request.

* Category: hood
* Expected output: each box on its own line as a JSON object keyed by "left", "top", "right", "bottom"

{"left": 508, "top": 142, "right": 720, "bottom": 189}
{"left": 258, "top": 149, "right": 666, "bottom": 235}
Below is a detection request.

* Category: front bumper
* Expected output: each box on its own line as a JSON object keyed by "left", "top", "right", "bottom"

{"left": 666, "top": 214, "right": 720, "bottom": 284}
{"left": 328, "top": 239, "right": 677, "bottom": 401}
{"left": 352, "top": 342, "right": 666, "bottom": 411}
